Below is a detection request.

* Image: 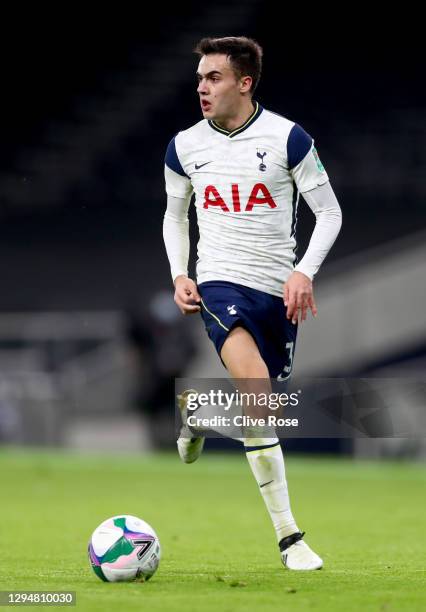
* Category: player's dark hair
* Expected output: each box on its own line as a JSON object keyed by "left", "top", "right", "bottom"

{"left": 194, "top": 36, "right": 263, "bottom": 94}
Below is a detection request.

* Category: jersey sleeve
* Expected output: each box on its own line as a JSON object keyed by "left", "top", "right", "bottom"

{"left": 164, "top": 136, "right": 193, "bottom": 199}
{"left": 163, "top": 194, "right": 191, "bottom": 282}
{"left": 287, "top": 124, "right": 329, "bottom": 193}
{"left": 294, "top": 182, "right": 342, "bottom": 279}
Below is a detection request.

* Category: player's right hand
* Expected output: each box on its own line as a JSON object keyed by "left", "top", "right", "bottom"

{"left": 174, "top": 275, "right": 201, "bottom": 315}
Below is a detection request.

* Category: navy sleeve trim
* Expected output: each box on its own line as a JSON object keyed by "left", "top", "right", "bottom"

{"left": 287, "top": 124, "right": 313, "bottom": 170}
{"left": 165, "top": 136, "right": 187, "bottom": 177}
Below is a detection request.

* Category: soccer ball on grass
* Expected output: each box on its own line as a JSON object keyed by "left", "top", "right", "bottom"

{"left": 88, "top": 515, "right": 161, "bottom": 582}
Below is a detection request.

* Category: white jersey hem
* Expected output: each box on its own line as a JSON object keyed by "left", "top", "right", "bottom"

{"left": 196, "top": 272, "right": 288, "bottom": 298}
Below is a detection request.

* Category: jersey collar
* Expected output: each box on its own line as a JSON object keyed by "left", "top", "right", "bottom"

{"left": 208, "top": 101, "right": 263, "bottom": 138}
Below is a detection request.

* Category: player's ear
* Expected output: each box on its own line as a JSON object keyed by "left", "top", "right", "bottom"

{"left": 240, "top": 75, "right": 252, "bottom": 93}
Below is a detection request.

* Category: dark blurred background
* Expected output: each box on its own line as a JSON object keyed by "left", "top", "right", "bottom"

{"left": 0, "top": 4, "right": 424, "bottom": 456}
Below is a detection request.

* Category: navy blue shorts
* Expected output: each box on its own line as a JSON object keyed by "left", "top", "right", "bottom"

{"left": 198, "top": 280, "right": 297, "bottom": 380}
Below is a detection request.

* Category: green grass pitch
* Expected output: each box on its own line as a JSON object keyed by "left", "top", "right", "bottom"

{"left": 0, "top": 447, "right": 425, "bottom": 611}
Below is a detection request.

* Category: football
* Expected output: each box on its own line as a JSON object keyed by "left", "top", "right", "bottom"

{"left": 88, "top": 515, "right": 161, "bottom": 582}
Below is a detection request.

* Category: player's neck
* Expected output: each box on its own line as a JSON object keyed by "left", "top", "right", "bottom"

{"left": 214, "top": 99, "right": 255, "bottom": 132}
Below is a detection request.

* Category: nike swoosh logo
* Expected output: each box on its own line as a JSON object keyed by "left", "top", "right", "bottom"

{"left": 277, "top": 373, "right": 290, "bottom": 382}
{"left": 260, "top": 479, "right": 274, "bottom": 488}
{"left": 195, "top": 162, "right": 212, "bottom": 170}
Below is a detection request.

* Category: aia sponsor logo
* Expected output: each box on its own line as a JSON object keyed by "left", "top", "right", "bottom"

{"left": 203, "top": 183, "right": 277, "bottom": 212}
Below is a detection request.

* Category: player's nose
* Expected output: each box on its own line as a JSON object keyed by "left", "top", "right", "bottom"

{"left": 197, "top": 79, "right": 208, "bottom": 94}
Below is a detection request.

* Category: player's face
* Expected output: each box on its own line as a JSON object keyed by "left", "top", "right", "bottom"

{"left": 196, "top": 54, "right": 245, "bottom": 121}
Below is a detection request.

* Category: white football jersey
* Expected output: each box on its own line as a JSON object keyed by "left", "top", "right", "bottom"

{"left": 164, "top": 101, "right": 329, "bottom": 297}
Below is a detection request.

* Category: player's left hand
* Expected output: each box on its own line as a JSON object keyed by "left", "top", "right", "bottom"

{"left": 283, "top": 271, "right": 317, "bottom": 324}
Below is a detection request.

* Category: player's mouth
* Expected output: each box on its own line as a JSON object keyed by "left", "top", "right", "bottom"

{"left": 201, "top": 100, "right": 212, "bottom": 111}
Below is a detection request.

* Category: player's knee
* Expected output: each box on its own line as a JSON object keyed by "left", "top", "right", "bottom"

{"left": 234, "top": 359, "right": 269, "bottom": 378}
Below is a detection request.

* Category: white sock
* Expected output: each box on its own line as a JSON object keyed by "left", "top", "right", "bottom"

{"left": 245, "top": 439, "right": 299, "bottom": 542}
{"left": 188, "top": 404, "right": 298, "bottom": 540}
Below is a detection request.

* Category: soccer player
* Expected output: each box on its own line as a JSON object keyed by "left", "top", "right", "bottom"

{"left": 163, "top": 37, "right": 342, "bottom": 571}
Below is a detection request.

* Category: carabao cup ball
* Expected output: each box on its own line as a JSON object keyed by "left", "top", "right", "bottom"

{"left": 88, "top": 515, "right": 161, "bottom": 582}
